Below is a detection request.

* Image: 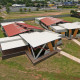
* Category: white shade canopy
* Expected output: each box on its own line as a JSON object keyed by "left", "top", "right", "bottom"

{"left": 1, "top": 39, "right": 28, "bottom": 50}
{"left": 51, "top": 26, "right": 67, "bottom": 32}
{"left": 20, "top": 31, "right": 61, "bottom": 48}
{"left": 0, "top": 36, "right": 21, "bottom": 43}
{"left": 58, "top": 23, "right": 80, "bottom": 29}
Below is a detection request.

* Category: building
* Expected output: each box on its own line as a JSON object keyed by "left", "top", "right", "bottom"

{"left": 58, "top": 22, "right": 80, "bottom": 39}
{"left": 12, "top": 4, "right": 26, "bottom": 7}
{"left": 0, "top": 30, "right": 62, "bottom": 64}
{"left": 1, "top": 21, "right": 43, "bottom": 37}
{"left": 35, "top": 17, "right": 69, "bottom": 36}
{"left": 35, "top": 17, "right": 80, "bottom": 39}
{"left": 0, "top": 21, "right": 62, "bottom": 64}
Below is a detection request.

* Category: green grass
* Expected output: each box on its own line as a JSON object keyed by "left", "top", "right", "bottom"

{"left": 0, "top": 54, "right": 80, "bottom": 80}
{"left": 4, "top": 9, "right": 70, "bottom": 19}
{"left": 0, "top": 29, "right": 5, "bottom": 38}
{"left": 5, "top": 10, "right": 59, "bottom": 19}
{"left": 10, "top": 10, "right": 58, "bottom": 14}
{"left": 0, "top": 18, "right": 80, "bottom": 80}
{"left": 61, "top": 17, "right": 80, "bottom": 22}
{"left": 78, "top": 38, "right": 80, "bottom": 42}
{"left": 25, "top": 20, "right": 42, "bottom": 28}
{"left": 61, "top": 39, "right": 80, "bottom": 58}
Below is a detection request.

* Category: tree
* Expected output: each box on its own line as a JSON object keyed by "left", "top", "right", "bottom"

{"left": 28, "top": 8, "right": 31, "bottom": 12}
{"left": 36, "top": 3, "right": 40, "bottom": 8}
{"left": 6, "top": 7, "right": 10, "bottom": 14}
{"left": 36, "top": 8, "right": 39, "bottom": 11}
{"left": 0, "top": 6, "right": 1, "bottom": 9}
{"left": 0, "top": 17, "right": 4, "bottom": 22}
{"left": 0, "top": 6, "right": 2, "bottom": 13}
{"left": 7, "top": 3, "right": 12, "bottom": 7}
{"left": 20, "top": 8, "right": 23, "bottom": 13}
{"left": 24, "top": 8, "right": 27, "bottom": 12}
{"left": 26, "top": 2, "right": 30, "bottom": 7}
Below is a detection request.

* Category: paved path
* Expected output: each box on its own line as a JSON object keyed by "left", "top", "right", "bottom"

{"left": 58, "top": 47, "right": 80, "bottom": 64}
{"left": 72, "top": 39, "right": 80, "bottom": 46}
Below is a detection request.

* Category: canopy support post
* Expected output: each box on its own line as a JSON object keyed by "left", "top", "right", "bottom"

{"left": 73, "top": 29, "right": 78, "bottom": 38}
{"left": 69, "top": 29, "right": 72, "bottom": 39}
{"left": 47, "top": 42, "right": 54, "bottom": 51}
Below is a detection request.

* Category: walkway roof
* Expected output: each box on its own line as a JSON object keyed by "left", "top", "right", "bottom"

{"left": 20, "top": 31, "right": 61, "bottom": 48}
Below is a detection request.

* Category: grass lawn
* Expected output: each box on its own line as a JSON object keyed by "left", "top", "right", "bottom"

{"left": 25, "top": 20, "right": 42, "bottom": 28}
{"left": 61, "top": 17, "right": 80, "bottom": 22}
{"left": 0, "top": 29, "right": 5, "bottom": 38}
{"left": 4, "top": 10, "right": 70, "bottom": 19}
{"left": 4, "top": 10, "right": 58, "bottom": 19}
{"left": 0, "top": 53, "right": 80, "bottom": 80}
{"left": 78, "top": 38, "right": 80, "bottom": 42}
{"left": 0, "top": 18, "right": 80, "bottom": 80}
{"left": 60, "top": 39, "right": 80, "bottom": 59}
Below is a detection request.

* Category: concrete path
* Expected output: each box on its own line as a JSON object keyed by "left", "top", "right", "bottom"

{"left": 57, "top": 47, "right": 80, "bottom": 64}
{"left": 72, "top": 39, "right": 80, "bottom": 46}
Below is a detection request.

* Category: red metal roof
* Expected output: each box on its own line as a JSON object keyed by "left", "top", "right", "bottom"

{"left": 3, "top": 23, "right": 43, "bottom": 37}
{"left": 16, "top": 23, "right": 44, "bottom": 30}
{"left": 3, "top": 24, "right": 28, "bottom": 37}
{"left": 40, "top": 17, "right": 64, "bottom": 26}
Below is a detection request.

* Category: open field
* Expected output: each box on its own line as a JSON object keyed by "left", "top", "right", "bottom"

{"left": 0, "top": 29, "right": 5, "bottom": 38}
{"left": 25, "top": 20, "right": 42, "bottom": 28}
{"left": 0, "top": 17, "right": 80, "bottom": 80}
{"left": 60, "top": 39, "right": 80, "bottom": 59}
{"left": 60, "top": 17, "right": 80, "bottom": 22}
{"left": 2, "top": 10, "right": 70, "bottom": 19}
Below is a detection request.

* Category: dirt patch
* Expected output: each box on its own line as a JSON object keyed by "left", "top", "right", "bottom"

{"left": 5, "top": 10, "right": 70, "bottom": 19}
{"left": 19, "top": 12, "right": 62, "bottom": 17}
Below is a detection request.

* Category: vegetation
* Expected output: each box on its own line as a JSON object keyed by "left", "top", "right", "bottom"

{"left": 0, "top": 0, "right": 49, "bottom": 7}
{"left": 36, "top": 8, "right": 39, "bottom": 11}
{"left": 20, "top": 8, "right": 23, "bottom": 13}
{"left": 0, "top": 20, "right": 80, "bottom": 80}
{"left": 24, "top": 8, "right": 27, "bottom": 12}
{"left": 0, "top": 29, "right": 4, "bottom": 38}
{"left": 0, "top": 17, "right": 4, "bottom": 22}
{"left": 28, "top": 8, "right": 31, "bottom": 12}
{"left": 61, "top": 39, "right": 80, "bottom": 58}
{"left": 61, "top": 17, "right": 80, "bottom": 22}
{"left": 6, "top": 7, "right": 10, "bottom": 14}
{"left": 70, "top": 10, "right": 80, "bottom": 18}
{"left": 3, "top": 10, "right": 70, "bottom": 19}
{"left": 58, "top": 5, "right": 78, "bottom": 9}
{"left": 7, "top": 3, "right": 12, "bottom": 7}
{"left": 0, "top": 6, "right": 2, "bottom": 12}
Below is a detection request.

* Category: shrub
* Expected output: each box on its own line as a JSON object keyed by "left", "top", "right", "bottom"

{"left": 36, "top": 8, "right": 39, "bottom": 11}
{"left": 20, "top": 8, "right": 23, "bottom": 13}
{"left": 0, "top": 17, "right": 4, "bottom": 22}
{"left": 28, "top": 8, "right": 31, "bottom": 12}
{"left": 24, "top": 8, "right": 27, "bottom": 12}
{"left": 44, "top": 10, "right": 48, "bottom": 12}
{"left": 6, "top": 7, "right": 10, "bottom": 14}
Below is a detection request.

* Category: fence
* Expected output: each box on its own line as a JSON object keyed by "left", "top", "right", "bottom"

{"left": 2, "top": 14, "right": 70, "bottom": 22}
